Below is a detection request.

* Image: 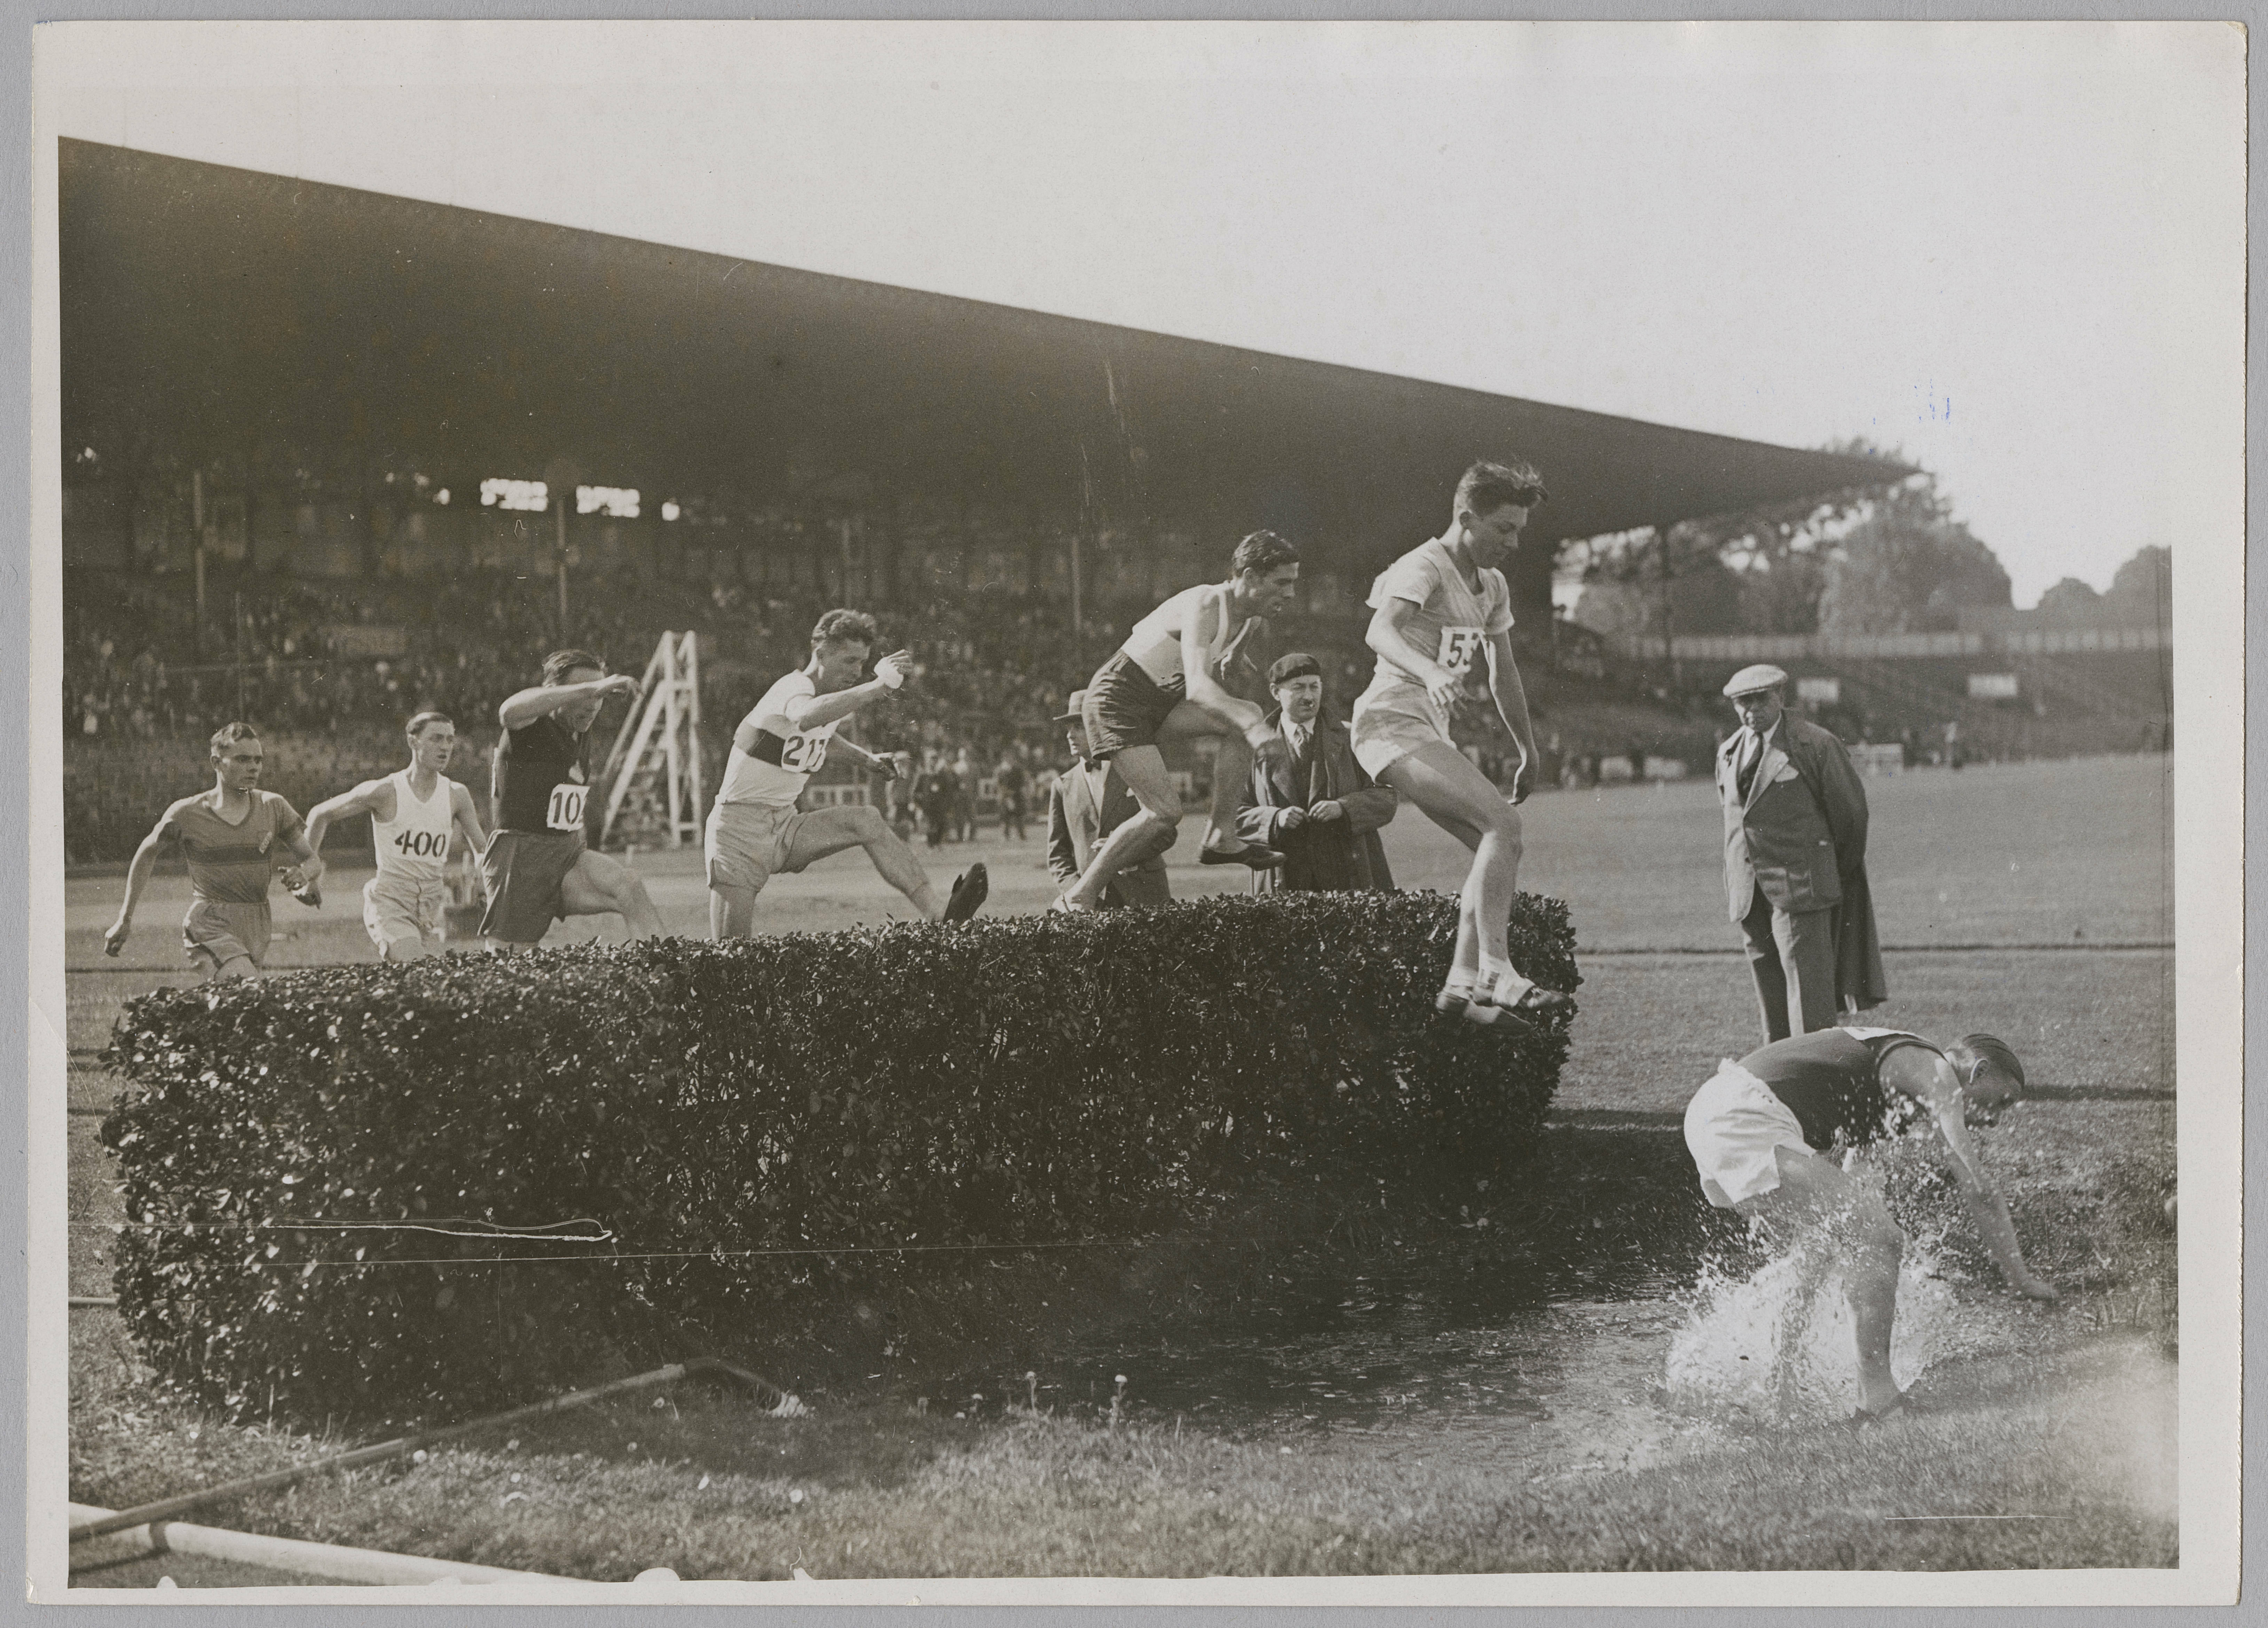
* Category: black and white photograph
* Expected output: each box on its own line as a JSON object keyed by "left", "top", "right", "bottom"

{"left": 27, "top": 21, "right": 2243, "bottom": 1603}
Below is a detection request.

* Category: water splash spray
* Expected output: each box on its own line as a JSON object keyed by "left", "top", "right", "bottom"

{"left": 1663, "top": 1213, "right": 1987, "bottom": 1425}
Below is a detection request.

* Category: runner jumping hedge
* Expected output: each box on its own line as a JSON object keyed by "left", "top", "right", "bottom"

{"left": 101, "top": 890, "right": 1576, "bottom": 1418}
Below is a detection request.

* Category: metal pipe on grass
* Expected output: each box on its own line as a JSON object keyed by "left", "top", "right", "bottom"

{"left": 70, "top": 1356, "right": 796, "bottom": 1543}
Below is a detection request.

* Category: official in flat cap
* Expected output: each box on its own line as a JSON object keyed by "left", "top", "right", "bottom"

{"left": 1231, "top": 652, "right": 1397, "bottom": 895}
{"left": 1715, "top": 665, "right": 1887, "bottom": 1041}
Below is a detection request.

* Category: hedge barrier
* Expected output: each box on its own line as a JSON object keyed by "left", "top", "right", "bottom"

{"left": 102, "top": 890, "right": 1577, "bottom": 1418}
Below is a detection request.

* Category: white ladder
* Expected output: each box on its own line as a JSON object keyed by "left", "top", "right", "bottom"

{"left": 598, "top": 631, "right": 705, "bottom": 848}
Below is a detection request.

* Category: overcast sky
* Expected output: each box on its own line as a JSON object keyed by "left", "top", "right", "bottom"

{"left": 38, "top": 21, "right": 2245, "bottom": 605}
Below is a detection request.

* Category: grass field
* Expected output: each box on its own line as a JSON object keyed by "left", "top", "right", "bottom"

{"left": 63, "top": 754, "right": 2177, "bottom": 1581}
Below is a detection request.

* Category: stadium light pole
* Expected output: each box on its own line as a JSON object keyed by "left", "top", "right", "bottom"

{"left": 542, "top": 457, "right": 585, "bottom": 643}
{"left": 1070, "top": 529, "right": 1086, "bottom": 678}
{"left": 191, "top": 469, "right": 206, "bottom": 658}
{"left": 556, "top": 496, "right": 569, "bottom": 639}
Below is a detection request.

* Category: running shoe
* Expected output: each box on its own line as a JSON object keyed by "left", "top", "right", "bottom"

{"left": 1197, "top": 843, "right": 1284, "bottom": 870}
{"left": 1463, "top": 973, "right": 1574, "bottom": 1031}
{"left": 944, "top": 862, "right": 989, "bottom": 921}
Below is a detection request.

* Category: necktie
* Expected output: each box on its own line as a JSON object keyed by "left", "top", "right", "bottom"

{"left": 1736, "top": 730, "right": 1763, "bottom": 800}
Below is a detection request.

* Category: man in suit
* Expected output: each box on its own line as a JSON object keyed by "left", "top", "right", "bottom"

{"left": 1046, "top": 692, "right": 1176, "bottom": 908}
{"left": 1231, "top": 652, "right": 1397, "bottom": 894}
{"left": 914, "top": 752, "right": 957, "bottom": 849}
{"left": 1715, "top": 663, "right": 1888, "bottom": 1043}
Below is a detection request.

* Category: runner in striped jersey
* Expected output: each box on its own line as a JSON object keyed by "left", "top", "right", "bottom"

{"left": 104, "top": 722, "right": 323, "bottom": 979}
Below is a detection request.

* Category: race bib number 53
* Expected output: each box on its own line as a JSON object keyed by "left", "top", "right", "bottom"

{"left": 1438, "top": 626, "right": 1485, "bottom": 676}
{"left": 546, "top": 782, "right": 589, "bottom": 832}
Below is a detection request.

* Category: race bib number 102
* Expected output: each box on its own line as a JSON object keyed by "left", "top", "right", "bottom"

{"left": 1437, "top": 626, "right": 1485, "bottom": 676}
{"left": 546, "top": 782, "right": 589, "bottom": 832}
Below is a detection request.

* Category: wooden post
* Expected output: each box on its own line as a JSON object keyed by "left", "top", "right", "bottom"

{"left": 555, "top": 497, "right": 569, "bottom": 641}
{"left": 192, "top": 470, "right": 206, "bottom": 658}
{"left": 1657, "top": 523, "right": 1680, "bottom": 689}
{"left": 1070, "top": 531, "right": 1086, "bottom": 678}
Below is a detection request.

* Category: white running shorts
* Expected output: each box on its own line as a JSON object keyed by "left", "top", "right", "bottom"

{"left": 1349, "top": 698, "right": 1448, "bottom": 780}
{"left": 705, "top": 801, "right": 812, "bottom": 895}
{"left": 1683, "top": 1058, "right": 1814, "bottom": 1209}
{"left": 363, "top": 874, "right": 447, "bottom": 958}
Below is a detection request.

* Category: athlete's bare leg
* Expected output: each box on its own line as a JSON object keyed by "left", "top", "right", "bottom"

{"left": 1739, "top": 1147, "right": 1906, "bottom": 1417}
{"left": 1064, "top": 702, "right": 1263, "bottom": 909}
{"left": 774, "top": 805, "right": 985, "bottom": 924}
{"left": 1379, "top": 740, "right": 1565, "bottom": 1019}
{"left": 559, "top": 848, "right": 667, "bottom": 938}
{"left": 1161, "top": 702, "right": 1263, "bottom": 858}
{"left": 203, "top": 954, "right": 259, "bottom": 982}
{"left": 710, "top": 884, "right": 760, "bottom": 940}
{"left": 1065, "top": 746, "right": 1180, "bottom": 910}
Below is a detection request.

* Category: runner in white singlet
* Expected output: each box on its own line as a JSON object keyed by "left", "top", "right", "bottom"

{"left": 1353, "top": 460, "right": 1574, "bottom": 1029}
{"left": 706, "top": 608, "right": 987, "bottom": 938}
{"left": 1119, "top": 583, "right": 1250, "bottom": 694}
{"left": 1055, "top": 531, "right": 1301, "bottom": 911}
{"left": 302, "top": 711, "right": 490, "bottom": 960}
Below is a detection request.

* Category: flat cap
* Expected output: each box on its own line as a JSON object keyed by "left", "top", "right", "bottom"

{"left": 1267, "top": 651, "right": 1323, "bottom": 687}
{"left": 1723, "top": 663, "right": 1790, "bottom": 698}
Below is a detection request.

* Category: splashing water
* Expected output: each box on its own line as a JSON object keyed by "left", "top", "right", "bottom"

{"left": 1662, "top": 1220, "right": 1983, "bottom": 1425}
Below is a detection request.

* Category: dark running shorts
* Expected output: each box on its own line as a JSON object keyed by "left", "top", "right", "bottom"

{"left": 478, "top": 828, "right": 586, "bottom": 944}
{"left": 1082, "top": 652, "right": 1183, "bottom": 761}
{"left": 182, "top": 899, "right": 272, "bottom": 976}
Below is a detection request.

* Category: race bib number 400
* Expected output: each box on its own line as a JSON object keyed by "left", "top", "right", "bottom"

{"left": 1437, "top": 626, "right": 1485, "bottom": 676}
{"left": 545, "top": 782, "right": 589, "bottom": 832}
{"left": 392, "top": 827, "right": 448, "bottom": 859}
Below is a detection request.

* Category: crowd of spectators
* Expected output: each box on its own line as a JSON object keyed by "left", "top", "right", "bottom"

{"left": 62, "top": 567, "right": 1172, "bottom": 781}
{"left": 63, "top": 562, "right": 1732, "bottom": 806}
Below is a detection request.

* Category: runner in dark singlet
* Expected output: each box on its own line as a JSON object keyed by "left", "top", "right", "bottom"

{"left": 1682, "top": 1026, "right": 2057, "bottom": 1419}
{"left": 479, "top": 648, "right": 667, "bottom": 947}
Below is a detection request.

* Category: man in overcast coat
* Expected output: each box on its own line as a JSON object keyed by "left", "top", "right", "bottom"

{"left": 1232, "top": 652, "right": 1397, "bottom": 895}
{"left": 1715, "top": 663, "right": 1888, "bottom": 1042}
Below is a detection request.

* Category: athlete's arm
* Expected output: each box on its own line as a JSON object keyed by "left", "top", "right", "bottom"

{"left": 830, "top": 738, "right": 898, "bottom": 778}
{"left": 1214, "top": 614, "right": 1267, "bottom": 687}
{"left": 1367, "top": 595, "right": 1464, "bottom": 717}
{"left": 1181, "top": 592, "right": 1270, "bottom": 741}
{"left": 302, "top": 779, "right": 392, "bottom": 877}
{"left": 274, "top": 799, "right": 320, "bottom": 881}
{"left": 778, "top": 651, "right": 912, "bottom": 734}
{"left": 1888, "top": 1050, "right": 2057, "bottom": 1300}
{"left": 1482, "top": 630, "right": 1539, "bottom": 805}
{"left": 104, "top": 805, "right": 184, "bottom": 954}
{"left": 448, "top": 780, "right": 491, "bottom": 857}
{"left": 497, "top": 674, "right": 639, "bottom": 730}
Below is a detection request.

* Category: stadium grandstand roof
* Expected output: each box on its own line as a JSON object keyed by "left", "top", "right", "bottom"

{"left": 60, "top": 139, "right": 1909, "bottom": 614}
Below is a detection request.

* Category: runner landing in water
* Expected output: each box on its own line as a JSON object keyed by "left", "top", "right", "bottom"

{"left": 1682, "top": 1025, "right": 2058, "bottom": 1420}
